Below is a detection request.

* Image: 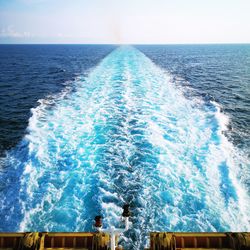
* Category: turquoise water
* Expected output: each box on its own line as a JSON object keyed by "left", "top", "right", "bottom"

{"left": 0, "top": 46, "right": 250, "bottom": 249}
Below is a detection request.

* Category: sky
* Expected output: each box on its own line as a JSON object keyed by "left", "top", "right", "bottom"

{"left": 0, "top": 0, "right": 250, "bottom": 44}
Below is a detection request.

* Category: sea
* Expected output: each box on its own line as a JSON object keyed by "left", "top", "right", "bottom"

{"left": 0, "top": 44, "right": 250, "bottom": 249}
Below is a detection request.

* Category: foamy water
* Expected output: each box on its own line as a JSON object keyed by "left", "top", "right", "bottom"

{"left": 0, "top": 46, "right": 249, "bottom": 249}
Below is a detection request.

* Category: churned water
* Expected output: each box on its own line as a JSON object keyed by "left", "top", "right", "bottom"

{"left": 0, "top": 45, "right": 250, "bottom": 249}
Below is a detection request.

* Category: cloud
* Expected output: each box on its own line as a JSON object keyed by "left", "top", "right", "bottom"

{"left": 0, "top": 25, "right": 32, "bottom": 38}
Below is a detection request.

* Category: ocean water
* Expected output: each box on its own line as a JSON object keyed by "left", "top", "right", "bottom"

{"left": 0, "top": 45, "right": 115, "bottom": 156}
{"left": 0, "top": 45, "right": 250, "bottom": 249}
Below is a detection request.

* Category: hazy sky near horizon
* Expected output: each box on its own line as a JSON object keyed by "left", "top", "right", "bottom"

{"left": 0, "top": 0, "right": 250, "bottom": 44}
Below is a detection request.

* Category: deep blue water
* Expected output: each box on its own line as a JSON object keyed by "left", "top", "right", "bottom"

{"left": 137, "top": 44, "right": 250, "bottom": 153}
{"left": 0, "top": 45, "right": 115, "bottom": 155}
{"left": 0, "top": 44, "right": 250, "bottom": 249}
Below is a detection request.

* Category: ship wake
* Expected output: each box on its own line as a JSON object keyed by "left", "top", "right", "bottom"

{"left": 0, "top": 46, "right": 249, "bottom": 249}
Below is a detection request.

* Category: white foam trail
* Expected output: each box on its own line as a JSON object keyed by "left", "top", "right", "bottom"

{"left": 0, "top": 46, "right": 249, "bottom": 248}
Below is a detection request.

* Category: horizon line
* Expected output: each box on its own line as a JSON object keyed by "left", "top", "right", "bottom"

{"left": 1, "top": 42, "right": 250, "bottom": 45}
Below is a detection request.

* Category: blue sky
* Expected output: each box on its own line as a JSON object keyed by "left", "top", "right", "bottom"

{"left": 0, "top": 0, "right": 250, "bottom": 44}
